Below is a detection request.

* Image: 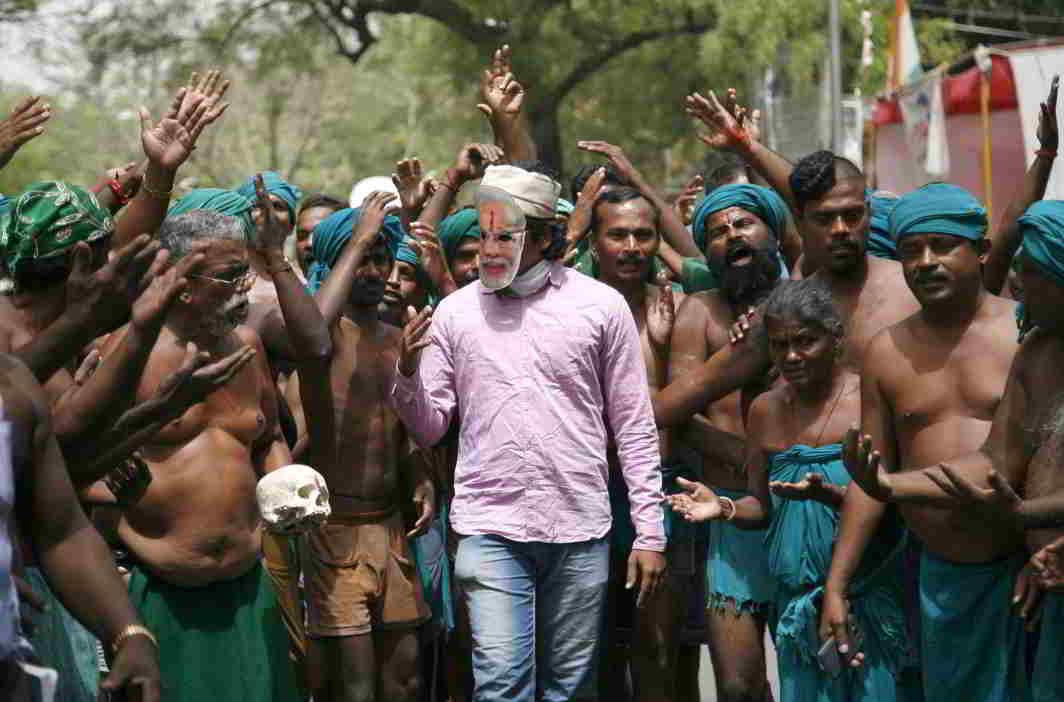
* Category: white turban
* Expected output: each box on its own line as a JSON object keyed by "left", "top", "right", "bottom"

{"left": 480, "top": 165, "right": 561, "bottom": 220}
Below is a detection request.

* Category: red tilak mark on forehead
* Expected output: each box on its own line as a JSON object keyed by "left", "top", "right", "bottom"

{"left": 490, "top": 209, "right": 495, "bottom": 230}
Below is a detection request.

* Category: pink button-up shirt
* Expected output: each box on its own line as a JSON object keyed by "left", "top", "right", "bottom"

{"left": 392, "top": 263, "right": 665, "bottom": 551}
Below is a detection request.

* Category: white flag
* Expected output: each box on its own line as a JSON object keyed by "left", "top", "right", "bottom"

{"left": 898, "top": 71, "right": 950, "bottom": 179}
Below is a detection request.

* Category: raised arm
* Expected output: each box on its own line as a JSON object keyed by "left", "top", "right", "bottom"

{"left": 418, "top": 143, "right": 502, "bottom": 229}
{"left": 477, "top": 45, "right": 537, "bottom": 163}
{"left": 578, "top": 140, "right": 703, "bottom": 260}
{"left": 250, "top": 173, "right": 335, "bottom": 474}
{"left": 0, "top": 95, "right": 51, "bottom": 171}
{"left": 654, "top": 320, "right": 771, "bottom": 427}
{"left": 984, "top": 76, "right": 1058, "bottom": 294}
{"left": 686, "top": 89, "right": 798, "bottom": 216}
{"left": 314, "top": 191, "right": 399, "bottom": 328}
{"left": 113, "top": 71, "right": 230, "bottom": 248}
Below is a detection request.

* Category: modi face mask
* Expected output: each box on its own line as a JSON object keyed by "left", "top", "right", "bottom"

{"left": 476, "top": 185, "right": 527, "bottom": 291}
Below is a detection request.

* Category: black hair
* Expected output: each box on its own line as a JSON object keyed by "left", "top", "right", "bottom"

{"left": 788, "top": 150, "right": 864, "bottom": 212}
{"left": 298, "top": 193, "right": 346, "bottom": 216}
{"left": 503, "top": 160, "right": 568, "bottom": 261}
{"left": 589, "top": 186, "right": 660, "bottom": 236}
{"left": 570, "top": 164, "right": 631, "bottom": 203}
{"left": 761, "top": 278, "right": 844, "bottom": 342}
{"left": 705, "top": 155, "right": 751, "bottom": 193}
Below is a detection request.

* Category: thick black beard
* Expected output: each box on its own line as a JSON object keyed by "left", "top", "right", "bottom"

{"left": 718, "top": 244, "right": 782, "bottom": 307}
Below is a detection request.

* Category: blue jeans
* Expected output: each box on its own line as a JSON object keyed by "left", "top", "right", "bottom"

{"left": 454, "top": 534, "right": 609, "bottom": 702}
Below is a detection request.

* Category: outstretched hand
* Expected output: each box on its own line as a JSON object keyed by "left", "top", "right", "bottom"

{"left": 923, "top": 464, "right": 1022, "bottom": 525}
{"left": 407, "top": 221, "right": 452, "bottom": 292}
{"left": 0, "top": 95, "right": 51, "bottom": 170}
{"left": 454, "top": 142, "right": 504, "bottom": 183}
{"left": 65, "top": 235, "right": 167, "bottom": 336}
{"left": 770, "top": 472, "right": 844, "bottom": 504}
{"left": 392, "top": 158, "right": 436, "bottom": 219}
{"left": 674, "top": 173, "right": 704, "bottom": 226}
{"left": 577, "top": 140, "right": 641, "bottom": 186}
{"left": 666, "top": 476, "right": 725, "bottom": 522}
{"left": 842, "top": 427, "right": 894, "bottom": 502}
{"left": 153, "top": 341, "right": 256, "bottom": 416}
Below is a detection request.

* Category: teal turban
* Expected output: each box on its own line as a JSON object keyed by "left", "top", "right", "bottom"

{"left": 306, "top": 207, "right": 404, "bottom": 294}
{"left": 0, "top": 196, "right": 9, "bottom": 218}
{"left": 1018, "top": 200, "right": 1064, "bottom": 287}
{"left": 395, "top": 234, "right": 438, "bottom": 303}
{"left": 866, "top": 191, "right": 899, "bottom": 260}
{"left": 168, "top": 188, "right": 254, "bottom": 236}
{"left": 692, "top": 184, "right": 788, "bottom": 253}
{"left": 236, "top": 171, "right": 302, "bottom": 222}
{"left": 557, "top": 198, "right": 575, "bottom": 216}
{"left": 438, "top": 208, "right": 481, "bottom": 264}
{"left": 889, "top": 183, "right": 987, "bottom": 242}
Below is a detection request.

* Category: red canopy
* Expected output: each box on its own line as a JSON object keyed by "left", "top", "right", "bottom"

{"left": 874, "top": 53, "right": 1018, "bottom": 125}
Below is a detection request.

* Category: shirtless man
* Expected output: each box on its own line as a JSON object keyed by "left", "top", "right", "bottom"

{"left": 668, "top": 183, "right": 789, "bottom": 702}
{"left": 821, "top": 184, "right": 1024, "bottom": 702}
{"left": 849, "top": 199, "right": 1064, "bottom": 702}
{"left": 584, "top": 186, "right": 682, "bottom": 702}
{"left": 285, "top": 192, "right": 433, "bottom": 702}
{"left": 654, "top": 125, "right": 919, "bottom": 426}
{"left": 104, "top": 208, "right": 303, "bottom": 702}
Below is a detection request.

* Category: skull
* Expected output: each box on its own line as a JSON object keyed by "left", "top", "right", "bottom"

{"left": 256, "top": 464, "right": 331, "bottom": 534}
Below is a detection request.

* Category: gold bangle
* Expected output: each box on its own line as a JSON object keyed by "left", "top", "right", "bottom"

{"left": 111, "top": 624, "right": 158, "bottom": 655}
{"left": 140, "top": 178, "right": 173, "bottom": 199}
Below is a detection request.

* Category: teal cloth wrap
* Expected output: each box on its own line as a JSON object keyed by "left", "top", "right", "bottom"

{"left": 411, "top": 495, "right": 455, "bottom": 636}
{"left": 867, "top": 191, "right": 900, "bottom": 260}
{"left": 236, "top": 171, "right": 302, "bottom": 222}
{"left": 707, "top": 486, "right": 776, "bottom": 615}
{"left": 681, "top": 257, "right": 719, "bottom": 293}
{"left": 1018, "top": 199, "right": 1064, "bottom": 286}
{"left": 889, "top": 183, "right": 987, "bottom": 243}
{"left": 305, "top": 207, "right": 403, "bottom": 294}
{"left": 1034, "top": 592, "right": 1064, "bottom": 702}
{"left": 919, "top": 550, "right": 1030, "bottom": 702}
{"left": 168, "top": 188, "right": 254, "bottom": 236}
{"left": 557, "top": 198, "right": 575, "bottom": 216}
{"left": 767, "top": 444, "right": 914, "bottom": 702}
{"left": 691, "top": 184, "right": 789, "bottom": 252}
{"left": 438, "top": 208, "right": 480, "bottom": 265}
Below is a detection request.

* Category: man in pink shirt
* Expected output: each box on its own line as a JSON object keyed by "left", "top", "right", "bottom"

{"left": 392, "top": 163, "right": 666, "bottom": 702}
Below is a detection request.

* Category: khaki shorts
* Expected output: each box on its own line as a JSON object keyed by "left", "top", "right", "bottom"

{"left": 303, "top": 511, "right": 430, "bottom": 638}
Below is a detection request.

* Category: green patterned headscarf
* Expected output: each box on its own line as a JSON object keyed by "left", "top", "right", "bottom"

{"left": 0, "top": 181, "right": 114, "bottom": 277}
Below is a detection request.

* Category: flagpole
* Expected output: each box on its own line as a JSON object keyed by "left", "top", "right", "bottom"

{"left": 829, "top": 0, "right": 842, "bottom": 152}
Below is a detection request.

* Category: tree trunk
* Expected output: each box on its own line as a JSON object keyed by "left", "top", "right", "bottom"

{"left": 529, "top": 102, "right": 564, "bottom": 176}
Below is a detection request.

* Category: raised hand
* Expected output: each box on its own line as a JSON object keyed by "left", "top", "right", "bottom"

{"left": 577, "top": 140, "right": 640, "bottom": 185}
{"left": 666, "top": 476, "right": 725, "bottom": 522}
{"left": 250, "top": 172, "right": 288, "bottom": 257}
{"left": 453, "top": 142, "right": 504, "bottom": 183}
{"left": 1031, "top": 535, "right": 1064, "bottom": 591}
{"left": 566, "top": 166, "right": 606, "bottom": 248}
{"left": 685, "top": 90, "right": 757, "bottom": 152}
{"left": 477, "top": 44, "right": 525, "bottom": 121}
{"left": 0, "top": 96, "right": 51, "bottom": 169}
{"left": 65, "top": 235, "right": 167, "bottom": 336}
{"left": 130, "top": 255, "right": 196, "bottom": 332}
{"left": 140, "top": 72, "right": 229, "bottom": 173}
{"left": 770, "top": 472, "right": 844, "bottom": 504}
{"left": 407, "top": 221, "right": 452, "bottom": 292}
{"left": 674, "top": 173, "right": 704, "bottom": 226}
{"left": 354, "top": 191, "right": 400, "bottom": 248}
{"left": 1039, "top": 75, "right": 1059, "bottom": 153}
{"left": 153, "top": 342, "right": 256, "bottom": 415}
{"left": 728, "top": 305, "right": 760, "bottom": 344}
{"left": 923, "top": 464, "right": 1022, "bottom": 524}
{"left": 392, "top": 158, "right": 436, "bottom": 219}
{"left": 842, "top": 427, "right": 894, "bottom": 502}
{"left": 398, "top": 305, "right": 433, "bottom": 377}
{"left": 647, "top": 284, "right": 676, "bottom": 349}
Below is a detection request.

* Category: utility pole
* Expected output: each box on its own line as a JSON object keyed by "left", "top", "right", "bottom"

{"left": 829, "top": 0, "right": 843, "bottom": 152}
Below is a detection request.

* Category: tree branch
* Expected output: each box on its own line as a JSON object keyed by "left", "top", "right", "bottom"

{"left": 547, "top": 18, "right": 715, "bottom": 108}
{"left": 317, "top": 0, "right": 506, "bottom": 48}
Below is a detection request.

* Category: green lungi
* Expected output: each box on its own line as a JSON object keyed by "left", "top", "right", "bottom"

{"left": 127, "top": 561, "right": 301, "bottom": 702}
{"left": 1034, "top": 592, "right": 1063, "bottom": 702}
